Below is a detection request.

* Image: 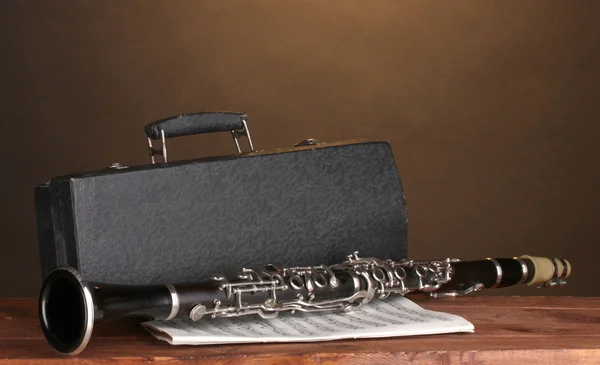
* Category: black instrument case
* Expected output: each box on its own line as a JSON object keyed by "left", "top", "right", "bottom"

{"left": 34, "top": 112, "right": 408, "bottom": 284}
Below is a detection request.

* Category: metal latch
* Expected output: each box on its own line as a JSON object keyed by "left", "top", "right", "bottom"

{"left": 294, "top": 138, "right": 322, "bottom": 147}
{"left": 107, "top": 162, "right": 128, "bottom": 170}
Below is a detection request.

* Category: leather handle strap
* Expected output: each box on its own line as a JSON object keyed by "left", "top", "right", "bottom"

{"left": 144, "top": 112, "right": 248, "bottom": 140}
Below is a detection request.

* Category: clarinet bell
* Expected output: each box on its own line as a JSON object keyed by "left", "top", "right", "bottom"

{"left": 39, "top": 266, "right": 96, "bottom": 356}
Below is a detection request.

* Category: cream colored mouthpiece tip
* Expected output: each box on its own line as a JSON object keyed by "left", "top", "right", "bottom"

{"left": 519, "top": 255, "right": 571, "bottom": 286}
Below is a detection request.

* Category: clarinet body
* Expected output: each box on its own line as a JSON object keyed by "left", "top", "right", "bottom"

{"left": 39, "top": 252, "right": 571, "bottom": 355}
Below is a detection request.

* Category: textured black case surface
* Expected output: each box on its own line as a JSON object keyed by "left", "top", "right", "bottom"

{"left": 35, "top": 140, "right": 408, "bottom": 284}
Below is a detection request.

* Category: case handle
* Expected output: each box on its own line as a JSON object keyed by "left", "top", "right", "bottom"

{"left": 143, "top": 112, "right": 255, "bottom": 164}
{"left": 144, "top": 112, "right": 247, "bottom": 139}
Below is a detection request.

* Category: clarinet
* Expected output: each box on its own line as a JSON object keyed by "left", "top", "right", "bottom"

{"left": 39, "top": 252, "right": 571, "bottom": 355}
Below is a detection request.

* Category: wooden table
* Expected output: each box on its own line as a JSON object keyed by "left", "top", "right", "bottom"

{"left": 1, "top": 296, "right": 598, "bottom": 364}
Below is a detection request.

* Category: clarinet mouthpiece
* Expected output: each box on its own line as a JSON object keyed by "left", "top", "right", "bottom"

{"left": 519, "top": 255, "right": 572, "bottom": 288}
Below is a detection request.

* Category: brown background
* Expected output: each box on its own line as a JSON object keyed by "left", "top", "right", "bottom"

{"left": 1, "top": 1, "right": 598, "bottom": 298}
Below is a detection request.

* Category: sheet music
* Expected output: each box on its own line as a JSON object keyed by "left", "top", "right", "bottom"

{"left": 142, "top": 297, "right": 473, "bottom": 345}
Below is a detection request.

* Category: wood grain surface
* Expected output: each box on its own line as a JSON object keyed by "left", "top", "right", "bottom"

{"left": 1, "top": 296, "right": 599, "bottom": 364}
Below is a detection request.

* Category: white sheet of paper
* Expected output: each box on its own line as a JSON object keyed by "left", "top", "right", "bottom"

{"left": 142, "top": 297, "right": 474, "bottom": 345}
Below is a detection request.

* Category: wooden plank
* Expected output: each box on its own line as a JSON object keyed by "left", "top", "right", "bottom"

{"left": 1, "top": 297, "right": 598, "bottom": 364}
{"left": 3, "top": 334, "right": 600, "bottom": 356}
{"left": 1, "top": 346, "right": 600, "bottom": 365}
